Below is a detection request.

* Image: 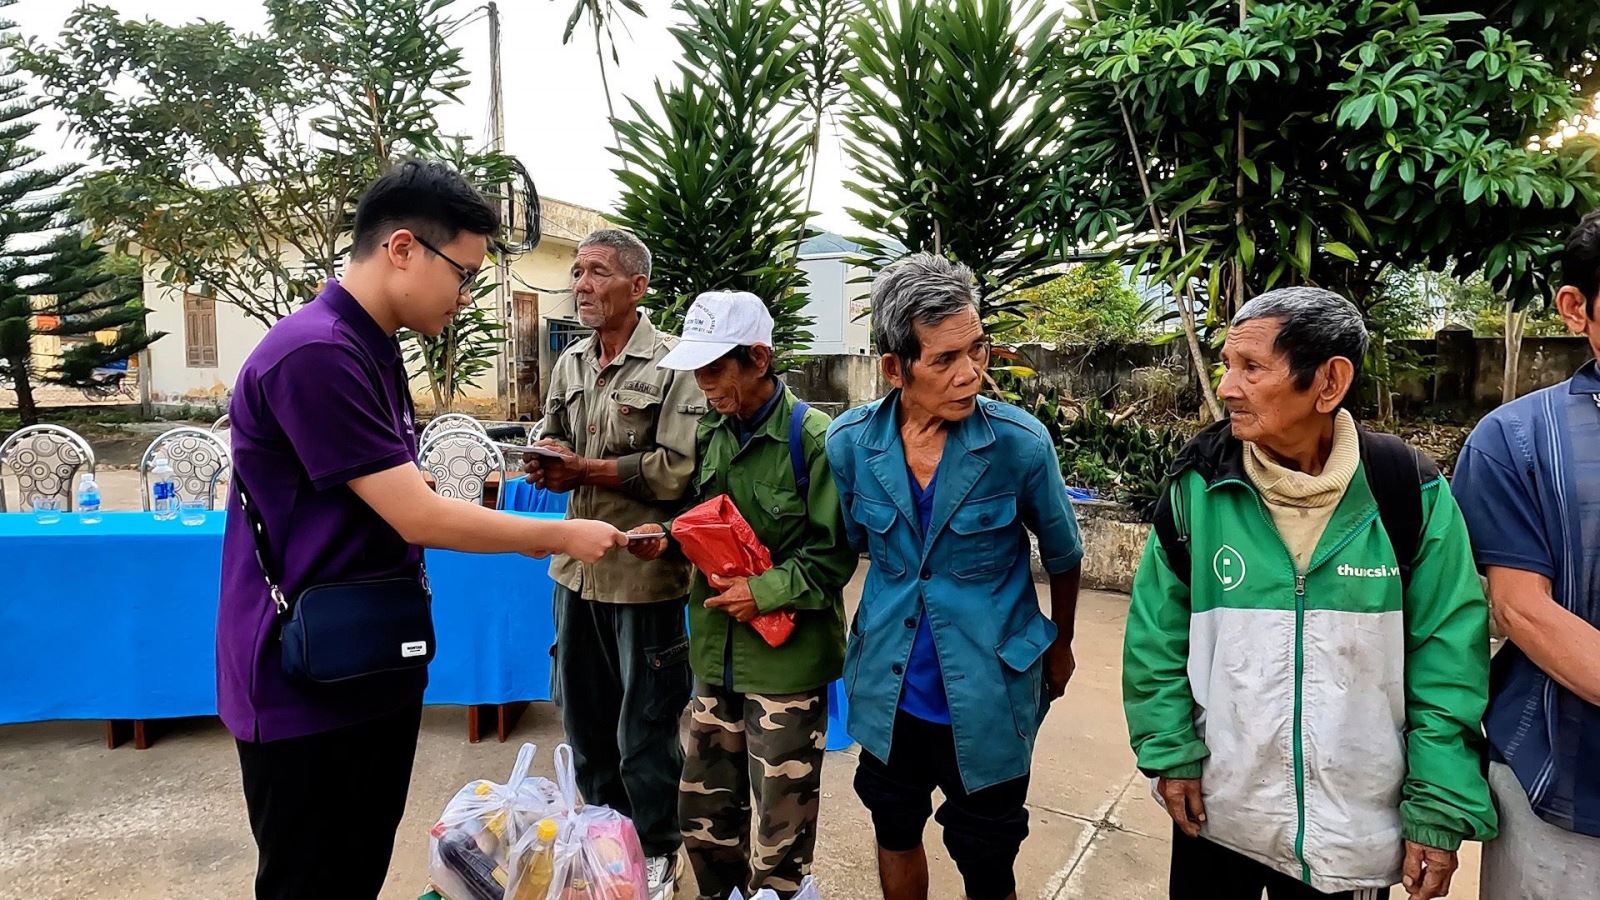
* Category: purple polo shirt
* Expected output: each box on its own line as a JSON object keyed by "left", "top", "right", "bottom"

{"left": 217, "top": 279, "right": 426, "bottom": 743}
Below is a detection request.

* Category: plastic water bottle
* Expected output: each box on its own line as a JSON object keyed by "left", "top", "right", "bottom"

{"left": 151, "top": 457, "right": 178, "bottom": 521}
{"left": 76, "top": 473, "right": 102, "bottom": 525}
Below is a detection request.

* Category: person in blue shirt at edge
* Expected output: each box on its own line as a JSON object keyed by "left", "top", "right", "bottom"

{"left": 826, "top": 252, "right": 1084, "bottom": 900}
{"left": 1452, "top": 211, "right": 1600, "bottom": 899}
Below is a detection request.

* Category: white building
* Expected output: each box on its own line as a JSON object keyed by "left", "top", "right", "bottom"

{"left": 796, "top": 232, "right": 873, "bottom": 357}
{"left": 140, "top": 196, "right": 610, "bottom": 418}
{"left": 141, "top": 215, "right": 874, "bottom": 417}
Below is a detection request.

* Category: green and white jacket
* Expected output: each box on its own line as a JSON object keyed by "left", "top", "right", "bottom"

{"left": 1123, "top": 422, "right": 1497, "bottom": 893}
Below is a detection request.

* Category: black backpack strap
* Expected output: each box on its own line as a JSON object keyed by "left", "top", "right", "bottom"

{"left": 789, "top": 399, "right": 811, "bottom": 494}
{"left": 1152, "top": 474, "right": 1192, "bottom": 587}
{"left": 1358, "top": 429, "right": 1437, "bottom": 593}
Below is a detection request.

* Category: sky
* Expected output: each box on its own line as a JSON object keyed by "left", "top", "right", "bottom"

{"left": 8, "top": 0, "right": 859, "bottom": 234}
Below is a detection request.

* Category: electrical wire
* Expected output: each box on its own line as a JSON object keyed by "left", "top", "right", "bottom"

{"left": 503, "top": 156, "right": 542, "bottom": 253}
{"left": 507, "top": 266, "right": 570, "bottom": 295}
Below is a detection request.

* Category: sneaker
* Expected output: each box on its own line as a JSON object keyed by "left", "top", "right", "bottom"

{"left": 646, "top": 853, "right": 680, "bottom": 900}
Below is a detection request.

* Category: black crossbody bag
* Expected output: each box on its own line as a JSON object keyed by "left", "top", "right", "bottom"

{"left": 236, "top": 473, "right": 437, "bottom": 685}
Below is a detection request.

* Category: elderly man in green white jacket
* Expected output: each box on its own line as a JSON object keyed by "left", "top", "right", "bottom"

{"left": 1123, "top": 287, "right": 1496, "bottom": 900}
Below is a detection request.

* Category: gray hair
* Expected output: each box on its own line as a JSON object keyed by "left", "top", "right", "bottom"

{"left": 870, "top": 252, "right": 980, "bottom": 363}
{"left": 1232, "top": 287, "right": 1369, "bottom": 389}
{"left": 578, "top": 228, "right": 652, "bottom": 280}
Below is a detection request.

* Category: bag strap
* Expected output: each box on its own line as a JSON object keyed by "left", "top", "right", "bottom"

{"left": 1155, "top": 431, "right": 1434, "bottom": 593}
{"left": 1152, "top": 476, "right": 1192, "bottom": 588}
{"left": 233, "top": 472, "right": 291, "bottom": 615}
{"left": 788, "top": 399, "right": 811, "bottom": 495}
{"left": 235, "top": 468, "right": 430, "bottom": 619}
{"left": 1358, "top": 429, "right": 1434, "bottom": 593}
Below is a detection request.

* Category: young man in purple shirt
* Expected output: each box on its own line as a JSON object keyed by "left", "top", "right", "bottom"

{"left": 217, "top": 160, "right": 626, "bottom": 899}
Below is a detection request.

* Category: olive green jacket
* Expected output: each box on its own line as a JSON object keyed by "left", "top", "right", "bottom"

{"left": 669, "top": 386, "right": 858, "bottom": 694}
{"left": 541, "top": 312, "right": 705, "bottom": 603}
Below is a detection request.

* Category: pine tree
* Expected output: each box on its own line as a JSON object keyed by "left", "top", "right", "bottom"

{"left": 0, "top": 0, "right": 159, "bottom": 425}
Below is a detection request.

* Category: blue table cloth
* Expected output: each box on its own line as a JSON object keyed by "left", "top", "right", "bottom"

{"left": 0, "top": 508, "right": 855, "bottom": 749}
{"left": 0, "top": 511, "right": 560, "bottom": 724}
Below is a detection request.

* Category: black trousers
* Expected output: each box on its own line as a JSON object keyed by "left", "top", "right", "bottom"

{"left": 1170, "top": 826, "right": 1391, "bottom": 900}
{"left": 553, "top": 584, "right": 691, "bottom": 857}
{"left": 853, "top": 711, "right": 1032, "bottom": 900}
{"left": 236, "top": 701, "right": 423, "bottom": 900}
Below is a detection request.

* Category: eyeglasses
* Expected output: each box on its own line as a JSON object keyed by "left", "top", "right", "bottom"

{"left": 392, "top": 235, "right": 479, "bottom": 295}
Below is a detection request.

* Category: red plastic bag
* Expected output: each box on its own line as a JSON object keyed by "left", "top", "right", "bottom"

{"left": 671, "top": 494, "right": 797, "bottom": 648}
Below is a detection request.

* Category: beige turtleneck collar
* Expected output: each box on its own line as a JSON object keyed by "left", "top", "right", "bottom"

{"left": 1243, "top": 409, "right": 1360, "bottom": 568}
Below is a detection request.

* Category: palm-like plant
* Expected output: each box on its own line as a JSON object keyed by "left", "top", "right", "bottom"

{"left": 557, "top": 0, "right": 646, "bottom": 156}
{"left": 609, "top": 0, "right": 816, "bottom": 359}
{"left": 842, "top": 0, "right": 1070, "bottom": 338}
{"left": 788, "top": 0, "right": 862, "bottom": 241}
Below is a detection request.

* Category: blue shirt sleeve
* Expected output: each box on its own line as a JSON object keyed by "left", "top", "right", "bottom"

{"left": 1451, "top": 417, "right": 1555, "bottom": 580}
{"left": 824, "top": 427, "right": 867, "bottom": 553}
{"left": 1021, "top": 434, "right": 1083, "bottom": 574}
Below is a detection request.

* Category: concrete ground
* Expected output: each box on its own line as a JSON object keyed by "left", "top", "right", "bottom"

{"left": 0, "top": 580, "right": 1483, "bottom": 900}
{"left": 4, "top": 480, "right": 1484, "bottom": 898}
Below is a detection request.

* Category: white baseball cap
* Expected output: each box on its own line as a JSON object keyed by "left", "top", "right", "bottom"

{"left": 658, "top": 290, "right": 775, "bottom": 371}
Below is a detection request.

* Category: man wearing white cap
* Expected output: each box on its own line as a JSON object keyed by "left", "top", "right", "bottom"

{"left": 631, "top": 292, "right": 858, "bottom": 900}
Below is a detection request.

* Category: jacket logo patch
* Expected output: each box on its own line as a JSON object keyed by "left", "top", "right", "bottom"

{"left": 1337, "top": 563, "right": 1400, "bottom": 579}
{"left": 1213, "top": 545, "right": 1247, "bottom": 591}
{"left": 622, "top": 381, "right": 662, "bottom": 397}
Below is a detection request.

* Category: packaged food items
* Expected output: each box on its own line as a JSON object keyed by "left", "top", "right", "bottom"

{"left": 429, "top": 743, "right": 561, "bottom": 900}
{"left": 506, "top": 745, "right": 648, "bottom": 900}
{"left": 508, "top": 818, "right": 559, "bottom": 900}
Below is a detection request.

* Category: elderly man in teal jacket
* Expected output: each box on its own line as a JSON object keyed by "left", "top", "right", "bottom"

{"left": 826, "top": 253, "right": 1084, "bottom": 900}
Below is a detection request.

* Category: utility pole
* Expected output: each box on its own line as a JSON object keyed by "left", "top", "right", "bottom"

{"left": 486, "top": 1, "right": 515, "bottom": 417}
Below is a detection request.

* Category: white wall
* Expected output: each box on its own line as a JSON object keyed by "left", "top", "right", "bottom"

{"left": 796, "top": 255, "right": 872, "bottom": 356}
{"left": 142, "top": 272, "right": 268, "bottom": 409}
{"left": 142, "top": 238, "right": 586, "bottom": 414}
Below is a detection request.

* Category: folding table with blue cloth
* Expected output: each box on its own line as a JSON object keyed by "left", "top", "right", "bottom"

{"left": 0, "top": 509, "right": 563, "bottom": 747}
{"left": 0, "top": 478, "right": 850, "bottom": 751}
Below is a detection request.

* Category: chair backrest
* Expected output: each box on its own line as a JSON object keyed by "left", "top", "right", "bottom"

{"left": 0, "top": 424, "right": 96, "bottom": 513}
{"left": 418, "top": 427, "right": 506, "bottom": 509}
{"left": 210, "top": 413, "right": 232, "bottom": 448}
{"left": 420, "top": 413, "right": 486, "bottom": 445}
{"left": 140, "top": 426, "right": 233, "bottom": 511}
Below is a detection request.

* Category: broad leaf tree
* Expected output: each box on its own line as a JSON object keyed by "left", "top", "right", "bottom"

{"left": 1055, "top": 0, "right": 1600, "bottom": 412}
{"left": 25, "top": 0, "right": 519, "bottom": 409}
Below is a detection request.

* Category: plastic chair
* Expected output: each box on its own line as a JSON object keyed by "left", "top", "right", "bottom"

{"left": 0, "top": 424, "right": 95, "bottom": 512}
{"left": 140, "top": 427, "right": 233, "bottom": 511}
{"left": 419, "top": 427, "right": 507, "bottom": 509}
{"left": 420, "top": 413, "right": 487, "bottom": 445}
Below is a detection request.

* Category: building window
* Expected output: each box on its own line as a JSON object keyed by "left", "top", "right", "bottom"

{"left": 184, "top": 293, "right": 218, "bottom": 368}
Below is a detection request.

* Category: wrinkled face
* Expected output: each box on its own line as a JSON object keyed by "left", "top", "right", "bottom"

{"left": 571, "top": 245, "right": 645, "bottom": 329}
{"left": 1217, "top": 318, "right": 1324, "bottom": 446}
{"left": 888, "top": 305, "right": 990, "bottom": 423}
{"left": 390, "top": 229, "right": 487, "bottom": 337}
{"left": 695, "top": 347, "right": 772, "bottom": 418}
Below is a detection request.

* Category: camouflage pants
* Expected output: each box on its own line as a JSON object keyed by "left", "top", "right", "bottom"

{"left": 679, "top": 681, "right": 827, "bottom": 900}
